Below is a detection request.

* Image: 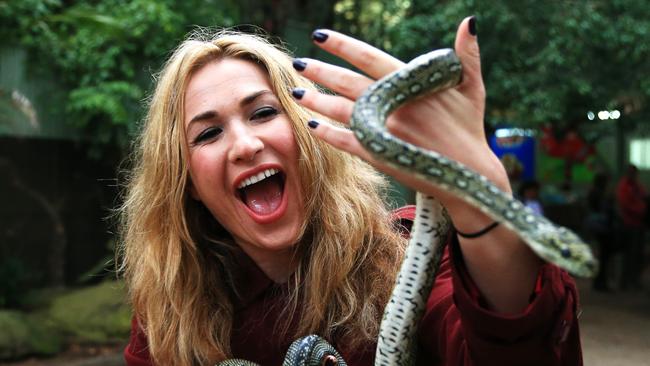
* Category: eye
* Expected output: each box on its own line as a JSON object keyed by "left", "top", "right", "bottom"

{"left": 251, "top": 106, "right": 278, "bottom": 121}
{"left": 193, "top": 126, "right": 223, "bottom": 144}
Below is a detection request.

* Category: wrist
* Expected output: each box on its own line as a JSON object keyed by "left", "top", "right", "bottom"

{"left": 441, "top": 150, "right": 511, "bottom": 233}
{"left": 455, "top": 221, "right": 500, "bottom": 238}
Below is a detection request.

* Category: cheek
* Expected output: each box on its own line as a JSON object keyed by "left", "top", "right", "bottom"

{"left": 188, "top": 148, "right": 225, "bottom": 196}
{"left": 283, "top": 135, "right": 299, "bottom": 157}
{"left": 274, "top": 123, "right": 300, "bottom": 158}
{"left": 283, "top": 133, "right": 306, "bottom": 203}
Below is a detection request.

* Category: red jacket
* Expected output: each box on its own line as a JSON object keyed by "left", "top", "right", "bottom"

{"left": 125, "top": 206, "right": 582, "bottom": 365}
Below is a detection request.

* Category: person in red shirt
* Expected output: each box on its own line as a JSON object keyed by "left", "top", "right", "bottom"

{"left": 616, "top": 164, "right": 647, "bottom": 290}
{"left": 119, "top": 17, "right": 582, "bottom": 365}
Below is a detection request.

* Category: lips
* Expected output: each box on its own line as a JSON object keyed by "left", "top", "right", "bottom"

{"left": 234, "top": 165, "right": 288, "bottom": 224}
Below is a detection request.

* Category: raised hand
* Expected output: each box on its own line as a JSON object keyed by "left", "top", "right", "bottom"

{"left": 292, "top": 17, "right": 508, "bottom": 231}
{"left": 293, "top": 17, "right": 545, "bottom": 314}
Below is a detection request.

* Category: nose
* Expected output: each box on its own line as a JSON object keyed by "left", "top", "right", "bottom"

{"left": 228, "top": 124, "right": 264, "bottom": 163}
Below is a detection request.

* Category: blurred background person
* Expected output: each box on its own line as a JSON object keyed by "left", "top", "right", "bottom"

{"left": 616, "top": 164, "right": 647, "bottom": 290}
{"left": 585, "top": 172, "right": 617, "bottom": 292}
{"left": 518, "top": 180, "right": 544, "bottom": 215}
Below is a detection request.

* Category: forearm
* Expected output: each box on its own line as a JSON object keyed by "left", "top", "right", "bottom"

{"left": 438, "top": 153, "right": 542, "bottom": 314}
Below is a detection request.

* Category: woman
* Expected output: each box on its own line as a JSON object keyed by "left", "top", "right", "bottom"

{"left": 120, "top": 17, "right": 581, "bottom": 365}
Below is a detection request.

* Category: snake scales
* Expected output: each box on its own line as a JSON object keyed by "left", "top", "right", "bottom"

{"left": 217, "top": 49, "right": 598, "bottom": 366}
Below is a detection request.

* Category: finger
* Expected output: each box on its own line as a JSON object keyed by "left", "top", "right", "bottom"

{"left": 307, "top": 118, "right": 450, "bottom": 198}
{"left": 306, "top": 119, "right": 376, "bottom": 162}
{"left": 293, "top": 58, "right": 374, "bottom": 100}
{"left": 454, "top": 16, "right": 485, "bottom": 99}
{"left": 311, "top": 29, "right": 404, "bottom": 79}
{"left": 292, "top": 88, "right": 355, "bottom": 125}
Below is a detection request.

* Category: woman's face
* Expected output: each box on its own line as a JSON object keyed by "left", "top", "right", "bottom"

{"left": 184, "top": 58, "right": 305, "bottom": 269}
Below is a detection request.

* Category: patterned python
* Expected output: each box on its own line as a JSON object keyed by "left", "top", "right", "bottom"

{"left": 217, "top": 335, "right": 346, "bottom": 366}
{"left": 217, "top": 48, "right": 598, "bottom": 366}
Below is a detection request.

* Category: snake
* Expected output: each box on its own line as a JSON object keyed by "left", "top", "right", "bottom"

{"left": 217, "top": 48, "right": 598, "bottom": 366}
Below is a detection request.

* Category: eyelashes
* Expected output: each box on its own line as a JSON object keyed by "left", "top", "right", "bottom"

{"left": 191, "top": 106, "right": 280, "bottom": 146}
{"left": 252, "top": 106, "right": 279, "bottom": 120}
{"left": 193, "top": 126, "right": 223, "bottom": 144}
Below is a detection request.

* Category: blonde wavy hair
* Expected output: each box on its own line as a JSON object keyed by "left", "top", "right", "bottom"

{"left": 118, "top": 28, "right": 406, "bottom": 365}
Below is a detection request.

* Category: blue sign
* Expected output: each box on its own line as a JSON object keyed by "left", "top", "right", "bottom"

{"left": 489, "top": 130, "right": 536, "bottom": 181}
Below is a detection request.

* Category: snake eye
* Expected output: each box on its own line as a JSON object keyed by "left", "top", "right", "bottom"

{"left": 561, "top": 248, "right": 572, "bottom": 258}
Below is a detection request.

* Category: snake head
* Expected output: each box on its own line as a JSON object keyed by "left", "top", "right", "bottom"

{"left": 321, "top": 355, "right": 338, "bottom": 366}
{"left": 283, "top": 335, "right": 347, "bottom": 366}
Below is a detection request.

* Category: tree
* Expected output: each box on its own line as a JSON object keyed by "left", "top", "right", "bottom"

{"left": 344, "top": 0, "right": 649, "bottom": 179}
{"left": 349, "top": 0, "right": 649, "bottom": 133}
{"left": 4, "top": 0, "right": 648, "bottom": 156}
{"left": 0, "top": 0, "right": 239, "bottom": 156}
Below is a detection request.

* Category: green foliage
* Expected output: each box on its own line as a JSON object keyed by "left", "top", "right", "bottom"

{"left": 334, "top": 0, "right": 412, "bottom": 49}
{"left": 3, "top": 0, "right": 648, "bottom": 154}
{"left": 0, "top": 0, "right": 60, "bottom": 43}
{"left": 0, "top": 310, "right": 61, "bottom": 359}
{"left": 0, "top": 281, "right": 130, "bottom": 361}
{"left": 0, "top": 0, "right": 237, "bottom": 156}
{"left": 47, "top": 281, "right": 131, "bottom": 343}
{"left": 476, "top": 0, "right": 650, "bottom": 130}
{"left": 348, "top": 0, "right": 649, "bottom": 135}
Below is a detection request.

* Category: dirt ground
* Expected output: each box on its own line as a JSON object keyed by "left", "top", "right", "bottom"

{"left": 578, "top": 278, "right": 650, "bottom": 366}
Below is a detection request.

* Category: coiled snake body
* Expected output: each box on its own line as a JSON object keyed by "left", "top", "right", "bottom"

{"left": 217, "top": 49, "right": 598, "bottom": 366}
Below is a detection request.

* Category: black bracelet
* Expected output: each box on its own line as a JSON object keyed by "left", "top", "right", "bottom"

{"left": 455, "top": 221, "right": 500, "bottom": 239}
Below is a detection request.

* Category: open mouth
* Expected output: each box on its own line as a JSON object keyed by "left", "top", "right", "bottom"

{"left": 237, "top": 168, "right": 286, "bottom": 216}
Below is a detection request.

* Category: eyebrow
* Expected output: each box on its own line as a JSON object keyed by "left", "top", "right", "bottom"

{"left": 187, "top": 90, "right": 273, "bottom": 126}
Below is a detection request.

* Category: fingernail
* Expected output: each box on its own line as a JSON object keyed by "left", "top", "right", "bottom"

{"left": 293, "top": 58, "right": 307, "bottom": 72}
{"left": 468, "top": 16, "right": 477, "bottom": 36}
{"left": 292, "top": 88, "right": 305, "bottom": 100}
{"left": 307, "top": 120, "right": 319, "bottom": 129}
{"left": 312, "top": 30, "right": 329, "bottom": 43}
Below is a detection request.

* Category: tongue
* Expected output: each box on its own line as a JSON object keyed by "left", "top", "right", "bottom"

{"left": 242, "top": 176, "right": 283, "bottom": 215}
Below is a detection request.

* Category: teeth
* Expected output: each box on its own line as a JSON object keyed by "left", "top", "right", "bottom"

{"left": 237, "top": 168, "right": 280, "bottom": 189}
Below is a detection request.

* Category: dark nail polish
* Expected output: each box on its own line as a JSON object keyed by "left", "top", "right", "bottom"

{"left": 468, "top": 16, "right": 477, "bottom": 36}
{"left": 307, "top": 120, "right": 319, "bottom": 129}
{"left": 312, "top": 30, "right": 329, "bottom": 43}
{"left": 292, "top": 88, "right": 305, "bottom": 99}
{"left": 293, "top": 58, "right": 307, "bottom": 72}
